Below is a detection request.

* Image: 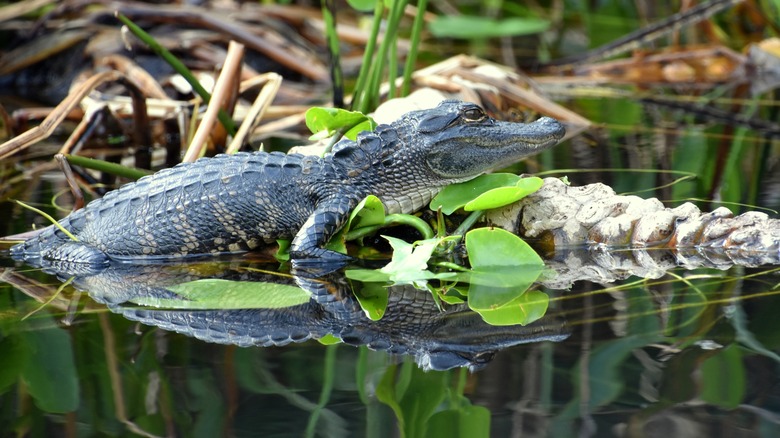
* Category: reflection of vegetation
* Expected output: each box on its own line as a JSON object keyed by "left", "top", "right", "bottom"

{"left": 345, "top": 229, "right": 548, "bottom": 326}
{"left": 6, "top": 267, "right": 779, "bottom": 435}
{"left": 376, "top": 362, "right": 490, "bottom": 438}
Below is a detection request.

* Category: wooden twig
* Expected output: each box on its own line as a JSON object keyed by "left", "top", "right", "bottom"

{"left": 227, "top": 73, "right": 282, "bottom": 154}
{"left": 0, "top": 70, "right": 123, "bottom": 160}
{"left": 183, "top": 41, "right": 245, "bottom": 162}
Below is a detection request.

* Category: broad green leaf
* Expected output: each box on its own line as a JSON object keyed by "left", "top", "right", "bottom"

{"left": 465, "top": 228, "right": 545, "bottom": 323}
{"left": 464, "top": 177, "right": 543, "bottom": 211}
{"left": 466, "top": 227, "right": 543, "bottom": 268}
{"left": 133, "top": 280, "right": 311, "bottom": 310}
{"left": 431, "top": 173, "right": 520, "bottom": 214}
{"left": 326, "top": 195, "right": 386, "bottom": 253}
{"left": 318, "top": 334, "right": 343, "bottom": 345}
{"left": 354, "top": 282, "right": 389, "bottom": 321}
{"left": 699, "top": 345, "right": 745, "bottom": 409}
{"left": 348, "top": 195, "right": 386, "bottom": 230}
{"left": 376, "top": 364, "right": 405, "bottom": 429}
{"left": 475, "top": 290, "right": 549, "bottom": 326}
{"left": 439, "top": 293, "right": 466, "bottom": 304}
{"left": 345, "top": 269, "right": 392, "bottom": 283}
{"left": 20, "top": 323, "right": 79, "bottom": 413}
{"left": 305, "top": 107, "right": 376, "bottom": 141}
{"left": 467, "top": 267, "right": 543, "bottom": 312}
{"left": 428, "top": 404, "right": 491, "bottom": 438}
{"left": 429, "top": 15, "right": 550, "bottom": 39}
{"left": 275, "top": 238, "right": 291, "bottom": 261}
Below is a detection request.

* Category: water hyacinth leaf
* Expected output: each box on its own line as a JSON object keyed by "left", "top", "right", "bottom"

{"left": 431, "top": 173, "right": 520, "bottom": 214}
{"left": 439, "top": 294, "right": 466, "bottom": 304}
{"left": 465, "top": 228, "right": 545, "bottom": 321}
{"left": 305, "top": 107, "right": 376, "bottom": 141}
{"left": 354, "top": 282, "right": 389, "bottom": 321}
{"left": 466, "top": 227, "right": 544, "bottom": 268}
{"left": 318, "top": 334, "right": 343, "bottom": 345}
{"left": 429, "top": 15, "right": 550, "bottom": 39}
{"left": 467, "top": 267, "right": 543, "bottom": 312}
{"left": 344, "top": 269, "right": 392, "bottom": 283}
{"left": 464, "top": 177, "right": 543, "bottom": 211}
{"left": 134, "top": 280, "right": 311, "bottom": 310}
{"left": 326, "top": 195, "right": 386, "bottom": 253}
{"left": 475, "top": 290, "right": 549, "bottom": 326}
{"left": 348, "top": 195, "right": 386, "bottom": 230}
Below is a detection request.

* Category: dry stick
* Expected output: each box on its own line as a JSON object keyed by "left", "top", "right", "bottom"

{"left": 183, "top": 41, "right": 245, "bottom": 163}
{"left": 59, "top": 104, "right": 109, "bottom": 155}
{"left": 54, "top": 153, "right": 86, "bottom": 211}
{"left": 0, "top": 70, "right": 123, "bottom": 160}
{"left": 227, "top": 72, "right": 282, "bottom": 154}
{"left": 59, "top": 74, "right": 152, "bottom": 167}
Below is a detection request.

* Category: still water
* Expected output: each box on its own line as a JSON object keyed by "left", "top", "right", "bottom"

{"left": 2, "top": 85, "right": 780, "bottom": 437}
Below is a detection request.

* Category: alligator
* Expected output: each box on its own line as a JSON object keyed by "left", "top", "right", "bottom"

{"left": 11, "top": 100, "right": 565, "bottom": 266}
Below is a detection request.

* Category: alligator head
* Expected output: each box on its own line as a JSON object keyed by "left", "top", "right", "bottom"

{"left": 335, "top": 100, "right": 565, "bottom": 182}
{"left": 416, "top": 100, "right": 565, "bottom": 178}
{"left": 331, "top": 99, "right": 566, "bottom": 214}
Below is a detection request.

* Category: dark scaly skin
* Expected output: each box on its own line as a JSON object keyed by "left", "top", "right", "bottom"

{"left": 11, "top": 100, "right": 566, "bottom": 266}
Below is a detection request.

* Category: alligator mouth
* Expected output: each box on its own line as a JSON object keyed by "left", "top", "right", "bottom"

{"left": 517, "top": 117, "right": 567, "bottom": 144}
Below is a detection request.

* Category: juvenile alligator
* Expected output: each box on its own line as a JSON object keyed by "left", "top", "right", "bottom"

{"left": 11, "top": 100, "right": 565, "bottom": 266}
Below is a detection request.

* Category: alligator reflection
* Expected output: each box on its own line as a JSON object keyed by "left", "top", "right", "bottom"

{"left": 44, "top": 258, "right": 571, "bottom": 371}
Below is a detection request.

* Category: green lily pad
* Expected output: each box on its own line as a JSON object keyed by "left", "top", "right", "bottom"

{"left": 353, "top": 282, "right": 389, "bottom": 321}
{"left": 466, "top": 267, "right": 543, "bottom": 311}
{"left": 464, "top": 177, "right": 543, "bottom": 211}
{"left": 475, "top": 290, "right": 550, "bottom": 326}
{"left": 465, "top": 227, "right": 546, "bottom": 323}
{"left": 318, "top": 334, "right": 343, "bottom": 345}
{"left": 466, "top": 227, "right": 544, "bottom": 268}
{"left": 430, "top": 173, "right": 520, "bottom": 215}
{"left": 132, "top": 280, "right": 311, "bottom": 310}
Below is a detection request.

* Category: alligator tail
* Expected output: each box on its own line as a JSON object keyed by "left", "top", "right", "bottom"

{"left": 10, "top": 219, "right": 110, "bottom": 270}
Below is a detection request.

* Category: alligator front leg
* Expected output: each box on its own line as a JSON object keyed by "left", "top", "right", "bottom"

{"left": 290, "top": 197, "right": 356, "bottom": 262}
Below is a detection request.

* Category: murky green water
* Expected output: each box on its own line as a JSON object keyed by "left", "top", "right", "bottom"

{"left": 2, "top": 87, "right": 780, "bottom": 437}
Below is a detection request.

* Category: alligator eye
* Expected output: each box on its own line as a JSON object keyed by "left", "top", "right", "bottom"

{"left": 461, "top": 107, "right": 486, "bottom": 122}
